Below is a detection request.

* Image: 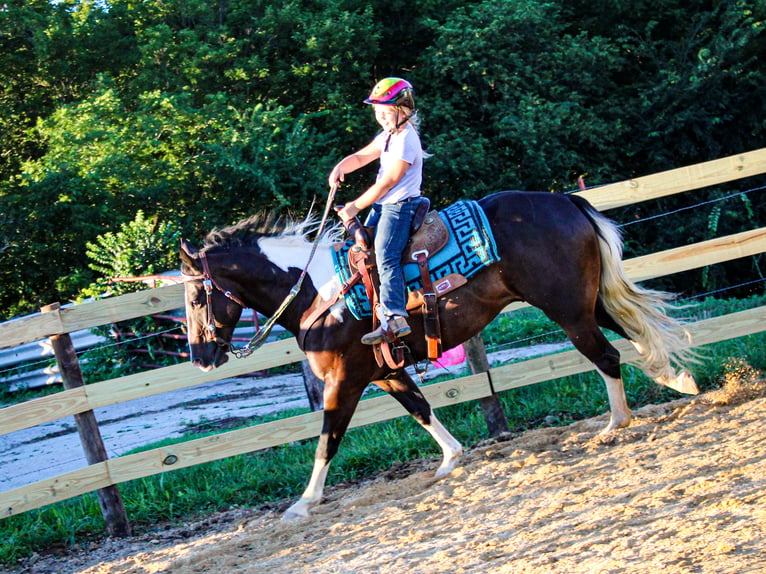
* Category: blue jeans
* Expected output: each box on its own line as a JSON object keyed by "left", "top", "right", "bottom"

{"left": 365, "top": 198, "right": 425, "bottom": 318}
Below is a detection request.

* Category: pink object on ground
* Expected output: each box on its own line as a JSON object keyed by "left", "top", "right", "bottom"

{"left": 433, "top": 344, "right": 466, "bottom": 367}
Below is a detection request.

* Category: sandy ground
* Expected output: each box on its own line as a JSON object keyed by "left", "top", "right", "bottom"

{"left": 7, "top": 367, "right": 765, "bottom": 574}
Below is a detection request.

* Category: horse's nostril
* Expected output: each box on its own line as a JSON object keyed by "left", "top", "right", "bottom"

{"left": 216, "top": 351, "right": 230, "bottom": 367}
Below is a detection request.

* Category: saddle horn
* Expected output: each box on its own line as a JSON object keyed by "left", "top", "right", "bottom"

{"left": 335, "top": 206, "right": 372, "bottom": 249}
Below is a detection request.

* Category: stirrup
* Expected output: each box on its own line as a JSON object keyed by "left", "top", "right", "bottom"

{"left": 361, "top": 315, "right": 411, "bottom": 345}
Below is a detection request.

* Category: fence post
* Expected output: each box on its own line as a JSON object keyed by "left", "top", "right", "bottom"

{"left": 41, "top": 303, "right": 131, "bottom": 537}
{"left": 463, "top": 333, "right": 509, "bottom": 437}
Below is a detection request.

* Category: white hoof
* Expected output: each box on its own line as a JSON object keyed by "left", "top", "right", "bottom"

{"left": 434, "top": 448, "right": 463, "bottom": 478}
{"left": 599, "top": 412, "right": 631, "bottom": 435}
{"left": 657, "top": 370, "right": 699, "bottom": 395}
{"left": 282, "top": 500, "right": 311, "bottom": 521}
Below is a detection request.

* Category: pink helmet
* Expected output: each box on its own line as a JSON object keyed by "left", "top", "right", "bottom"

{"left": 364, "top": 77, "right": 415, "bottom": 109}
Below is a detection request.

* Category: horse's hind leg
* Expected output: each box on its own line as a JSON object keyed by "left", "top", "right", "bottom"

{"left": 557, "top": 316, "right": 632, "bottom": 433}
{"left": 595, "top": 366, "right": 631, "bottom": 433}
{"left": 375, "top": 371, "right": 463, "bottom": 477}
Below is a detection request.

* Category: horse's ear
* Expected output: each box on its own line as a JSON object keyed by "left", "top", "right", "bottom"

{"left": 179, "top": 239, "right": 201, "bottom": 272}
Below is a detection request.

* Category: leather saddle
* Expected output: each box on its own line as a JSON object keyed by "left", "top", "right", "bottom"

{"left": 342, "top": 198, "right": 465, "bottom": 367}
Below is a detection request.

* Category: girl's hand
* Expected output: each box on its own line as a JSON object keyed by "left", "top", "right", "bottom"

{"left": 329, "top": 165, "right": 345, "bottom": 188}
{"left": 336, "top": 201, "right": 359, "bottom": 223}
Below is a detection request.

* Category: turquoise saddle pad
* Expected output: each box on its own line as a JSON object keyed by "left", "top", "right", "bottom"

{"left": 331, "top": 199, "right": 500, "bottom": 319}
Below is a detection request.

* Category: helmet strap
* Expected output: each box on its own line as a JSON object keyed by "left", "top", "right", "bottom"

{"left": 384, "top": 107, "right": 415, "bottom": 151}
{"left": 387, "top": 108, "right": 410, "bottom": 132}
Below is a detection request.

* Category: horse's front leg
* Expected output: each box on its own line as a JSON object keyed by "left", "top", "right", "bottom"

{"left": 281, "top": 435, "right": 331, "bottom": 521}
{"left": 283, "top": 381, "right": 366, "bottom": 521}
{"left": 375, "top": 372, "right": 463, "bottom": 477}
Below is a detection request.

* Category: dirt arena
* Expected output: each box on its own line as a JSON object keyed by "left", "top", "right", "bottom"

{"left": 10, "top": 373, "right": 766, "bottom": 574}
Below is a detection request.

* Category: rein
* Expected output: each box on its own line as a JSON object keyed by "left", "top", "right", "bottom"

{"left": 183, "top": 184, "right": 340, "bottom": 359}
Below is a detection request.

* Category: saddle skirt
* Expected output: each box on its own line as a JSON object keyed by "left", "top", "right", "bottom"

{"left": 331, "top": 199, "right": 500, "bottom": 319}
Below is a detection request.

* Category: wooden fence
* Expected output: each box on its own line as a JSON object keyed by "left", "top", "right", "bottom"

{"left": 2, "top": 148, "right": 766, "bottom": 525}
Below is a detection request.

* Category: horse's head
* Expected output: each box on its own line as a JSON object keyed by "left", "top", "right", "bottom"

{"left": 179, "top": 239, "right": 244, "bottom": 371}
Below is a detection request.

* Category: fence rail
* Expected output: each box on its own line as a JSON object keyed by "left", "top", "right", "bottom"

{"left": 1, "top": 148, "right": 765, "bottom": 522}
{"left": 2, "top": 305, "right": 764, "bottom": 518}
{"left": 0, "top": 309, "right": 267, "bottom": 391}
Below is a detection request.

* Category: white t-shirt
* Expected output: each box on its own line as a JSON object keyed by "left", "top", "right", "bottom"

{"left": 373, "top": 124, "right": 423, "bottom": 204}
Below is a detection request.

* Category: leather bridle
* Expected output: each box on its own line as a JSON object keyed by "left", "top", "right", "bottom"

{"left": 181, "top": 250, "right": 251, "bottom": 349}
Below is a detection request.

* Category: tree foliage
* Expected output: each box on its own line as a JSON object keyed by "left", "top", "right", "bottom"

{"left": 417, "top": 0, "right": 630, "bottom": 196}
{"left": 0, "top": 0, "right": 765, "bottom": 319}
{"left": 83, "top": 210, "right": 181, "bottom": 297}
{"left": 78, "top": 211, "right": 185, "bottom": 378}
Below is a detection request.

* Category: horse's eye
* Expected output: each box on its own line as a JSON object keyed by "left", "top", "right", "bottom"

{"left": 191, "top": 300, "right": 202, "bottom": 309}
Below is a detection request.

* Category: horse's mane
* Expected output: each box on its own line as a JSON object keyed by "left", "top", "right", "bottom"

{"left": 202, "top": 211, "right": 342, "bottom": 251}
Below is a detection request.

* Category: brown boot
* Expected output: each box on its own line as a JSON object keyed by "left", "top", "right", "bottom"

{"left": 361, "top": 315, "right": 411, "bottom": 345}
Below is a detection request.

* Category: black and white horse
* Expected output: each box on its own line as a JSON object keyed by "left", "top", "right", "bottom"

{"left": 180, "top": 191, "right": 697, "bottom": 519}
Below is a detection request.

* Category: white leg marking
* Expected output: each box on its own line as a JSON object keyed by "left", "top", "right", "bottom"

{"left": 283, "top": 458, "right": 330, "bottom": 521}
{"left": 596, "top": 367, "right": 631, "bottom": 434}
{"left": 422, "top": 413, "right": 463, "bottom": 477}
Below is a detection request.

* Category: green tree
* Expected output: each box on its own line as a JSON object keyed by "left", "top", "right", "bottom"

{"left": 571, "top": 0, "right": 766, "bottom": 295}
{"left": 568, "top": 0, "right": 766, "bottom": 172}
{"left": 0, "top": 0, "right": 136, "bottom": 181}
{"left": 1, "top": 0, "right": 765, "bottom": 318}
{"left": 418, "top": 0, "right": 629, "bottom": 199}
{"left": 82, "top": 210, "right": 181, "bottom": 298}
{"left": 1, "top": 84, "right": 332, "bottom": 318}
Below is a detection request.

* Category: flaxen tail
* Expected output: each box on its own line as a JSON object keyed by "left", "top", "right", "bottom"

{"left": 569, "top": 195, "right": 698, "bottom": 393}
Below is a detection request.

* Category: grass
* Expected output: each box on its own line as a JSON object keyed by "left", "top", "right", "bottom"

{"left": 1, "top": 294, "right": 765, "bottom": 566}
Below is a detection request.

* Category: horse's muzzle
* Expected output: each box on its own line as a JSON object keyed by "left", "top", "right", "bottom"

{"left": 190, "top": 342, "right": 230, "bottom": 371}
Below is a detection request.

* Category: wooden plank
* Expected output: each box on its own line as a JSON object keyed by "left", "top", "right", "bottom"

{"left": 85, "top": 337, "right": 304, "bottom": 410}
{"left": 491, "top": 348, "right": 589, "bottom": 392}
{"left": 0, "top": 387, "right": 88, "bottom": 436}
{"left": 500, "top": 227, "right": 766, "bottom": 315}
{"left": 684, "top": 305, "right": 766, "bottom": 346}
{"left": 623, "top": 227, "right": 766, "bottom": 282}
{"left": 578, "top": 148, "right": 766, "bottom": 210}
{"left": 349, "top": 373, "right": 493, "bottom": 429}
{"left": 106, "top": 411, "right": 326, "bottom": 484}
{"left": 58, "top": 284, "right": 185, "bottom": 333}
{"left": 490, "top": 306, "right": 766, "bottom": 392}
{"left": 0, "top": 285, "right": 184, "bottom": 349}
{"left": 0, "top": 337, "right": 305, "bottom": 436}
{"left": 0, "top": 312, "right": 64, "bottom": 350}
{"left": 0, "top": 462, "right": 110, "bottom": 518}
{"left": 0, "top": 411, "right": 326, "bottom": 516}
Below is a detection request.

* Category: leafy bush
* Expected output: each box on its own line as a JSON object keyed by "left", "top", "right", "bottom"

{"left": 78, "top": 211, "right": 186, "bottom": 381}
